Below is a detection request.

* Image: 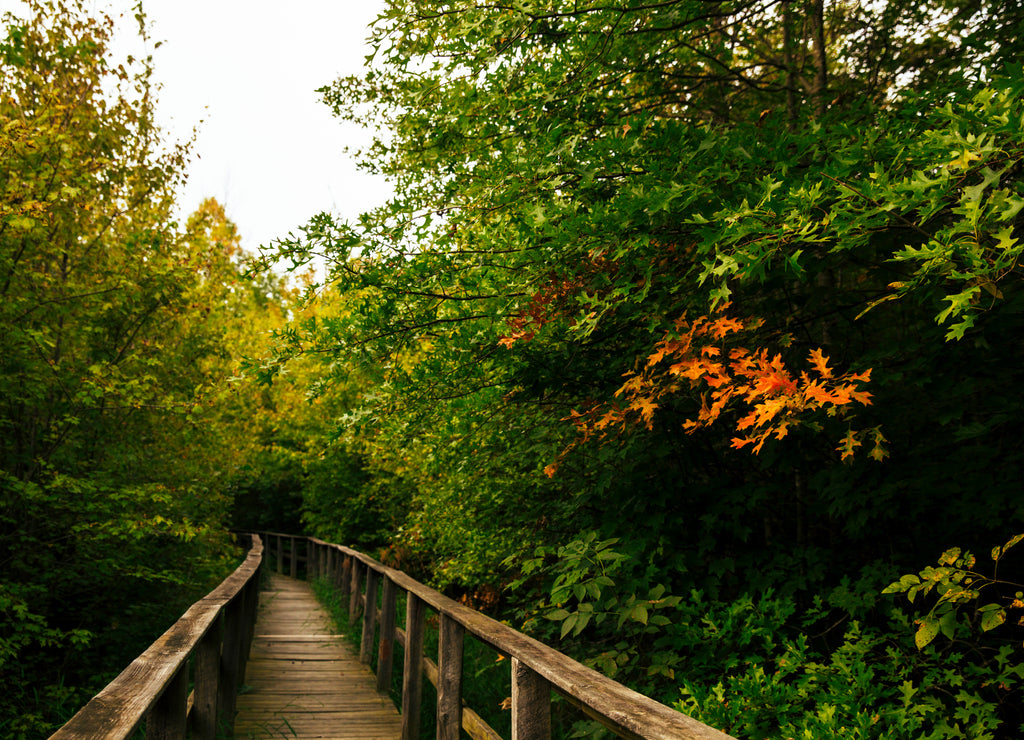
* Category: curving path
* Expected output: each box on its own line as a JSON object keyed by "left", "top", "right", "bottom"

{"left": 233, "top": 572, "right": 402, "bottom": 740}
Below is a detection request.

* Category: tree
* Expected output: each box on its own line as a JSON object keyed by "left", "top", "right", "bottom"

{"left": 0, "top": 4, "right": 280, "bottom": 734}
{"left": 265, "top": 0, "right": 1023, "bottom": 582}
{"left": 261, "top": 1, "right": 1024, "bottom": 732}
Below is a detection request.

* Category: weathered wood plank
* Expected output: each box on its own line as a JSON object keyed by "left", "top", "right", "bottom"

{"left": 50, "top": 538, "right": 264, "bottom": 740}
{"left": 360, "top": 567, "right": 379, "bottom": 664}
{"left": 314, "top": 539, "right": 736, "bottom": 740}
{"left": 400, "top": 594, "right": 425, "bottom": 740}
{"left": 146, "top": 659, "right": 188, "bottom": 740}
{"left": 393, "top": 636, "right": 501, "bottom": 740}
{"left": 189, "top": 614, "right": 221, "bottom": 740}
{"left": 349, "top": 559, "right": 363, "bottom": 620}
{"left": 376, "top": 577, "right": 398, "bottom": 693}
{"left": 234, "top": 572, "right": 401, "bottom": 739}
{"left": 512, "top": 657, "right": 551, "bottom": 740}
{"left": 437, "top": 614, "right": 464, "bottom": 740}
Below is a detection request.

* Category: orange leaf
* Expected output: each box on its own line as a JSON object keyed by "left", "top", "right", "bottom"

{"left": 629, "top": 396, "right": 660, "bottom": 429}
{"left": 837, "top": 429, "right": 862, "bottom": 461}
{"left": 809, "top": 348, "right": 833, "bottom": 379}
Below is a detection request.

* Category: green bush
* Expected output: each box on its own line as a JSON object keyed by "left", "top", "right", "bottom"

{"left": 675, "top": 600, "right": 1024, "bottom": 739}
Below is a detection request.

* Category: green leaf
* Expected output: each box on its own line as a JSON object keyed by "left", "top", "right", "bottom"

{"left": 939, "top": 609, "right": 958, "bottom": 639}
{"left": 979, "top": 604, "right": 1006, "bottom": 632}
{"left": 573, "top": 610, "right": 592, "bottom": 636}
{"left": 915, "top": 617, "right": 940, "bottom": 649}
{"left": 560, "top": 613, "right": 578, "bottom": 639}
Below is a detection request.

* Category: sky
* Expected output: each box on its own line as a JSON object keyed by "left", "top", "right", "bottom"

{"left": 3, "top": 0, "right": 392, "bottom": 253}
{"left": 141, "top": 0, "right": 392, "bottom": 252}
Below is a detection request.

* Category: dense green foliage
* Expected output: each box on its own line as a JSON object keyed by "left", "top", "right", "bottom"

{"left": 5, "top": 0, "right": 1024, "bottom": 736}
{"left": 258, "top": 0, "right": 1024, "bottom": 737}
{"left": 0, "top": 3, "right": 296, "bottom": 735}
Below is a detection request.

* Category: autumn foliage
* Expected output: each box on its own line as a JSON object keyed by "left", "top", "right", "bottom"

{"left": 556, "top": 307, "right": 884, "bottom": 471}
{"left": 498, "top": 277, "right": 583, "bottom": 348}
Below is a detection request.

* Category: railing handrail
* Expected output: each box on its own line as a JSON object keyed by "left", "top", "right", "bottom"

{"left": 277, "top": 534, "right": 735, "bottom": 740}
{"left": 49, "top": 535, "right": 264, "bottom": 740}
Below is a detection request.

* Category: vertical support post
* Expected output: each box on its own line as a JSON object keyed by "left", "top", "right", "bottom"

{"left": 289, "top": 536, "right": 298, "bottom": 578}
{"left": 238, "top": 575, "right": 260, "bottom": 680}
{"left": 401, "top": 593, "right": 425, "bottom": 740}
{"left": 340, "top": 554, "right": 352, "bottom": 603}
{"left": 348, "top": 560, "right": 363, "bottom": 621}
{"left": 437, "top": 614, "right": 465, "bottom": 740}
{"left": 276, "top": 535, "right": 283, "bottom": 575}
{"left": 217, "top": 593, "right": 245, "bottom": 732}
{"left": 360, "top": 567, "right": 379, "bottom": 664}
{"left": 512, "top": 657, "right": 551, "bottom": 740}
{"left": 191, "top": 614, "right": 222, "bottom": 740}
{"left": 146, "top": 662, "right": 188, "bottom": 739}
{"left": 376, "top": 577, "right": 397, "bottom": 693}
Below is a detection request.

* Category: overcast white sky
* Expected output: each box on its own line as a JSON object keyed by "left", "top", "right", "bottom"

{"left": 143, "top": 0, "right": 392, "bottom": 252}
{"left": 4, "top": 0, "right": 392, "bottom": 253}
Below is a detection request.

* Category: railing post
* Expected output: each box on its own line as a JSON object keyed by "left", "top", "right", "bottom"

{"left": 276, "top": 535, "right": 284, "bottom": 575}
{"left": 360, "top": 567, "right": 379, "bottom": 664}
{"left": 190, "top": 613, "right": 222, "bottom": 740}
{"left": 239, "top": 572, "right": 260, "bottom": 677}
{"left": 217, "top": 593, "right": 245, "bottom": 732}
{"left": 349, "top": 559, "right": 363, "bottom": 621}
{"left": 437, "top": 614, "right": 465, "bottom": 740}
{"left": 289, "top": 536, "right": 298, "bottom": 578}
{"left": 401, "top": 593, "right": 425, "bottom": 740}
{"left": 339, "top": 553, "right": 352, "bottom": 600}
{"left": 512, "top": 657, "right": 551, "bottom": 740}
{"left": 326, "top": 547, "right": 336, "bottom": 585}
{"left": 376, "top": 576, "right": 397, "bottom": 693}
{"left": 145, "top": 663, "right": 188, "bottom": 739}
{"left": 47, "top": 537, "right": 265, "bottom": 740}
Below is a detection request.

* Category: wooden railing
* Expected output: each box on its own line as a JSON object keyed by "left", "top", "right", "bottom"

{"left": 49, "top": 535, "right": 264, "bottom": 740}
{"left": 262, "top": 532, "right": 736, "bottom": 740}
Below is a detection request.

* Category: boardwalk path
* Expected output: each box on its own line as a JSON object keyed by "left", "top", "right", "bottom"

{"left": 234, "top": 572, "right": 402, "bottom": 739}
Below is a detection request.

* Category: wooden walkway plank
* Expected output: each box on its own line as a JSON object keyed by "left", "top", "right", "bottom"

{"left": 234, "top": 572, "right": 402, "bottom": 740}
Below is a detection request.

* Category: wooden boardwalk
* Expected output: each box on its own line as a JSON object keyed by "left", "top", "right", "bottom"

{"left": 234, "top": 572, "right": 402, "bottom": 740}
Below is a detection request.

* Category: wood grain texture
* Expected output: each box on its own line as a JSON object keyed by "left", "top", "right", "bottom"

{"left": 234, "top": 572, "right": 401, "bottom": 740}
{"left": 49, "top": 537, "right": 264, "bottom": 740}
{"left": 437, "top": 615, "right": 464, "bottom": 740}
{"left": 310, "top": 539, "right": 737, "bottom": 740}
{"left": 393, "top": 627, "right": 501, "bottom": 740}
{"left": 400, "top": 594, "right": 425, "bottom": 740}
{"left": 189, "top": 616, "right": 221, "bottom": 740}
{"left": 360, "top": 569, "right": 379, "bottom": 664}
{"left": 376, "top": 578, "right": 397, "bottom": 693}
{"left": 512, "top": 657, "right": 550, "bottom": 740}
